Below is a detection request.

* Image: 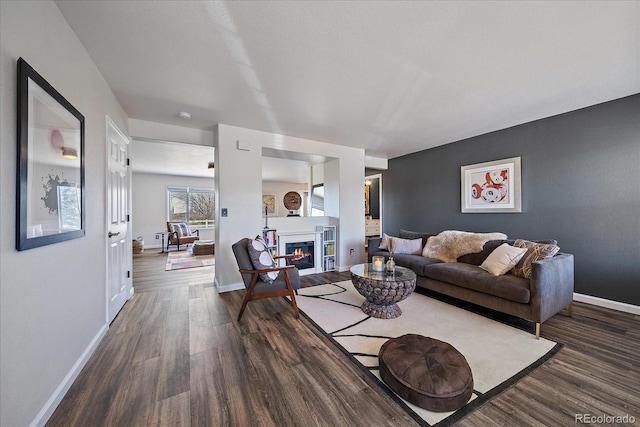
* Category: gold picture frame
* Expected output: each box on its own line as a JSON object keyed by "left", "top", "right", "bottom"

{"left": 262, "top": 193, "right": 277, "bottom": 216}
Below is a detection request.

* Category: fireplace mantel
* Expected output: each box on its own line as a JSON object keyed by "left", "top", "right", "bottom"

{"left": 278, "top": 230, "right": 322, "bottom": 237}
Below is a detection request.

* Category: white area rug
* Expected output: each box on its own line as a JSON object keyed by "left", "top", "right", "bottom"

{"left": 292, "top": 282, "right": 561, "bottom": 426}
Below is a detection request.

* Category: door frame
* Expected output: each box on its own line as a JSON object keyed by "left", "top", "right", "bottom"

{"left": 365, "top": 173, "right": 382, "bottom": 237}
{"left": 105, "top": 116, "right": 133, "bottom": 324}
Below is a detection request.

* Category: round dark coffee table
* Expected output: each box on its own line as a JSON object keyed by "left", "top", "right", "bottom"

{"left": 350, "top": 263, "right": 417, "bottom": 319}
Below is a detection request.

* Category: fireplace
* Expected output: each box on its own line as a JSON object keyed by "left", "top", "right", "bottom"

{"left": 285, "top": 241, "right": 315, "bottom": 270}
{"left": 278, "top": 231, "right": 322, "bottom": 275}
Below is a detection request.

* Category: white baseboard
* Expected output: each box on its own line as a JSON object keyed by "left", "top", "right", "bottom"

{"left": 337, "top": 264, "right": 355, "bottom": 273}
{"left": 142, "top": 243, "right": 162, "bottom": 249}
{"left": 216, "top": 278, "right": 244, "bottom": 293}
{"left": 574, "top": 292, "right": 640, "bottom": 315}
{"left": 30, "top": 324, "right": 109, "bottom": 427}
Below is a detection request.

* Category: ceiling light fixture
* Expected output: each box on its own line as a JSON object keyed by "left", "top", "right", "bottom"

{"left": 207, "top": 162, "right": 215, "bottom": 171}
{"left": 62, "top": 147, "right": 78, "bottom": 159}
{"left": 178, "top": 111, "right": 191, "bottom": 120}
{"left": 50, "top": 129, "right": 78, "bottom": 159}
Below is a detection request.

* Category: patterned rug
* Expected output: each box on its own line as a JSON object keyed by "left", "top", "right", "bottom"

{"left": 291, "top": 282, "right": 561, "bottom": 426}
{"left": 165, "top": 250, "right": 215, "bottom": 271}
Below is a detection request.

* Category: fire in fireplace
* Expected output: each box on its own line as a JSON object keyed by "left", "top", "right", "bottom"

{"left": 285, "top": 241, "right": 315, "bottom": 270}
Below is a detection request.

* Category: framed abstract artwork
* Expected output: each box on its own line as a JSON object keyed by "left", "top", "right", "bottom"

{"left": 16, "top": 58, "right": 85, "bottom": 250}
{"left": 461, "top": 157, "right": 521, "bottom": 213}
{"left": 262, "top": 193, "right": 277, "bottom": 216}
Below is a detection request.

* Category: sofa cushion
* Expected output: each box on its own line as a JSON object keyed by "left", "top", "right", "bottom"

{"left": 380, "top": 234, "right": 424, "bottom": 255}
{"left": 457, "top": 239, "right": 511, "bottom": 265}
{"left": 389, "top": 237, "right": 423, "bottom": 255}
{"left": 457, "top": 239, "right": 558, "bottom": 266}
{"left": 399, "top": 229, "right": 437, "bottom": 247}
{"left": 368, "top": 249, "right": 389, "bottom": 260}
{"left": 511, "top": 239, "right": 560, "bottom": 279}
{"left": 424, "top": 262, "right": 531, "bottom": 304}
{"left": 378, "top": 233, "right": 393, "bottom": 250}
{"left": 480, "top": 243, "right": 528, "bottom": 276}
{"left": 392, "top": 254, "right": 443, "bottom": 276}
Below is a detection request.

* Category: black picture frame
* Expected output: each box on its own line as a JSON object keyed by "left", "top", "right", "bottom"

{"left": 16, "top": 58, "right": 85, "bottom": 250}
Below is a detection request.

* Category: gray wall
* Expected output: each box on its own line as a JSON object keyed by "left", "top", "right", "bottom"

{"left": 383, "top": 94, "right": 640, "bottom": 306}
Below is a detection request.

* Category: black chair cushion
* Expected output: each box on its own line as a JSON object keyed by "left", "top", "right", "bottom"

{"left": 253, "top": 268, "right": 301, "bottom": 294}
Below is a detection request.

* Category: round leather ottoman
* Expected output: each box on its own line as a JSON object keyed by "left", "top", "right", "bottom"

{"left": 378, "top": 334, "right": 473, "bottom": 412}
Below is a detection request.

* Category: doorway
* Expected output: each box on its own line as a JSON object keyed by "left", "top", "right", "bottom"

{"left": 365, "top": 173, "right": 382, "bottom": 239}
{"left": 106, "top": 117, "right": 133, "bottom": 323}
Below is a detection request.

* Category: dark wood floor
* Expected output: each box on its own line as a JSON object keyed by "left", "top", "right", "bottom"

{"left": 47, "top": 250, "right": 640, "bottom": 426}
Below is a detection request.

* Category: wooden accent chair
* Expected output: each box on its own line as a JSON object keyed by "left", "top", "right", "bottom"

{"left": 232, "top": 238, "right": 300, "bottom": 321}
{"left": 166, "top": 222, "right": 200, "bottom": 251}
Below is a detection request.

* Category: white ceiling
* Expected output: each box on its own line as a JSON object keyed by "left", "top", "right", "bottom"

{"left": 261, "top": 148, "right": 332, "bottom": 183}
{"left": 261, "top": 156, "right": 312, "bottom": 183}
{"left": 129, "top": 139, "right": 330, "bottom": 180}
{"left": 131, "top": 139, "right": 215, "bottom": 178}
{"left": 56, "top": 1, "right": 639, "bottom": 160}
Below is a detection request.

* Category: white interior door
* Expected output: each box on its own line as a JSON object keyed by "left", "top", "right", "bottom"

{"left": 106, "top": 117, "right": 132, "bottom": 323}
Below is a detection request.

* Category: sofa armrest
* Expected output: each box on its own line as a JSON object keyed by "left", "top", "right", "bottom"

{"left": 530, "top": 253, "right": 574, "bottom": 323}
{"left": 367, "top": 237, "right": 383, "bottom": 262}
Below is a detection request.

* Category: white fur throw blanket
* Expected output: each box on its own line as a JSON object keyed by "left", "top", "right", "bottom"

{"left": 422, "top": 230, "right": 508, "bottom": 262}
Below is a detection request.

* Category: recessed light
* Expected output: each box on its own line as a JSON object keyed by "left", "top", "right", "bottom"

{"left": 178, "top": 111, "right": 191, "bottom": 120}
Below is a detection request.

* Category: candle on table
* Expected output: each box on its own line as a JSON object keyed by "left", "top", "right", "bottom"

{"left": 372, "top": 256, "right": 385, "bottom": 272}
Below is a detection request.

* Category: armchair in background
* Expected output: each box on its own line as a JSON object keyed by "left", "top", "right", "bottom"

{"left": 166, "top": 222, "right": 200, "bottom": 251}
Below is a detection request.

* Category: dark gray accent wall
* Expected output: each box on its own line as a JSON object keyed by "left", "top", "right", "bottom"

{"left": 383, "top": 94, "right": 640, "bottom": 306}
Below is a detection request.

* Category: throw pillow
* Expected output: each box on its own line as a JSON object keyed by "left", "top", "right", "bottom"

{"left": 399, "top": 229, "right": 436, "bottom": 247}
{"left": 169, "top": 222, "right": 190, "bottom": 237}
{"left": 457, "top": 239, "right": 510, "bottom": 265}
{"left": 479, "top": 243, "right": 527, "bottom": 276}
{"left": 511, "top": 239, "right": 560, "bottom": 279}
{"left": 388, "top": 236, "right": 423, "bottom": 255}
{"left": 247, "top": 236, "right": 278, "bottom": 283}
{"left": 379, "top": 233, "right": 392, "bottom": 250}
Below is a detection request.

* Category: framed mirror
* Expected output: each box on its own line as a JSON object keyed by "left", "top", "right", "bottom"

{"left": 16, "top": 58, "right": 85, "bottom": 250}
